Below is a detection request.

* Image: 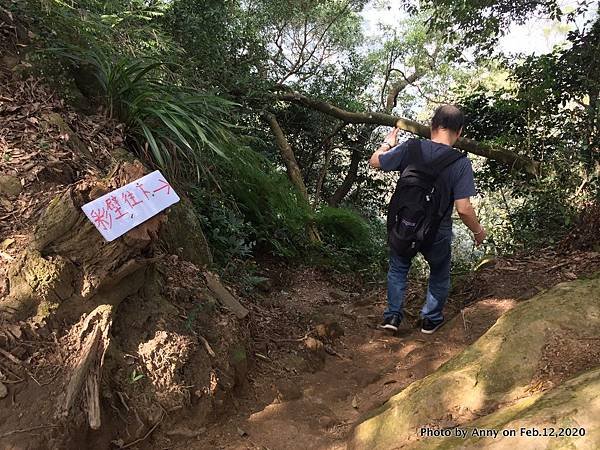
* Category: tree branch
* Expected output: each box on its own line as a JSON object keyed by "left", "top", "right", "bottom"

{"left": 385, "top": 68, "right": 425, "bottom": 112}
{"left": 278, "top": 91, "right": 541, "bottom": 176}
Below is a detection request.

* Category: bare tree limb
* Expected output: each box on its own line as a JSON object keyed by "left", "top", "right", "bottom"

{"left": 265, "top": 113, "right": 310, "bottom": 201}
{"left": 385, "top": 68, "right": 425, "bottom": 112}
{"left": 278, "top": 91, "right": 541, "bottom": 176}
{"left": 264, "top": 112, "right": 321, "bottom": 241}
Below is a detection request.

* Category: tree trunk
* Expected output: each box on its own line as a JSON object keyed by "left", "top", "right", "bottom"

{"left": 329, "top": 145, "right": 361, "bottom": 207}
{"left": 313, "top": 146, "right": 332, "bottom": 208}
{"left": 265, "top": 113, "right": 321, "bottom": 242}
{"left": 266, "top": 113, "right": 310, "bottom": 201}
{"left": 328, "top": 125, "right": 373, "bottom": 207}
{"left": 385, "top": 70, "right": 424, "bottom": 113}
{"left": 278, "top": 91, "right": 541, "bottom": 176}
{"left": 313, "top": 122, "right": 346, "bottom": 208}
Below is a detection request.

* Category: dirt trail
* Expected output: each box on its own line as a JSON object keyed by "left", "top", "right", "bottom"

{"left": 166, "top": 248, "right": 600, "bottom": 450}
{"left": 176, "top": 269, "right": 516, "bottom": 450}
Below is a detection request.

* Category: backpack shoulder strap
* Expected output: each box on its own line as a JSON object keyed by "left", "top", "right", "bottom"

{"left": 403, "top": 139, "right": 424, "bottom": 168}
{"left": 430, "top": 148, "right": 464, "bottom": 176}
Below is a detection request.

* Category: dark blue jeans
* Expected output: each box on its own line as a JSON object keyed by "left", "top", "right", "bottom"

{"left": 384, "top": 232, "right": 452, "bottom": 323}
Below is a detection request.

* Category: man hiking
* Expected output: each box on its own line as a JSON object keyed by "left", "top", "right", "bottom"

{"left": 369, "top": 105, "right": 486, "bottom": 334}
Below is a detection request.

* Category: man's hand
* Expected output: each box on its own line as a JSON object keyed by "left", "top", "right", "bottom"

{"left": 473, "top": 227, "right": 487, "bottom": 246}
{"left": 383, "top": 127, "right": 400, "bottom": 147}
{"left": 369, "top": 127, "right": 400, "bottom": 168}
{"left": 455, "top": 198, "right": 486, "bottom": 246}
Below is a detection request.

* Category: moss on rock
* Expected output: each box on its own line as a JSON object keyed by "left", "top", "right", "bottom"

{"left": 412, "top": 367, "right": 600, "bottom": 449}
{"left": 349, "top": 277, "right": 600, "bottom": 450}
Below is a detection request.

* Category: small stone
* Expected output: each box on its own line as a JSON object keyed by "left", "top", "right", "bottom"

{"left": 316, "top": 321, "right": 344, "bottom": 339}
{"left": 0, "top": 381, "right": 8, "bottom": 399}
{"left": 255, "top": 277, "right": 272, "bottom": 293}
{"left": 0, "top": 238, "right": 15, "bottom": 250}
{"left": 304, "top": 337, "right": 324, "bottom": 352}
{"left": 0, "top": 175, "right": 22, "bottom": 198}
{"left": 318, "top": 415, "right": 339, "bottom": 429}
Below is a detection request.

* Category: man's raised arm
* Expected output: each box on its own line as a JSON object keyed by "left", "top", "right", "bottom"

{"left": 369, "top": 127, "right": 400, "bottom": 169}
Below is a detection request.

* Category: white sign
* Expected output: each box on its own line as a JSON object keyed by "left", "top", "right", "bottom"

{"left": 82, "top": 170, "right": 180, "bottom": 242}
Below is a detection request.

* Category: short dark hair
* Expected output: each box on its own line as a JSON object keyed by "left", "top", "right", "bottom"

{"left": 431, "top": 105, "right": 464, "bottom": 133}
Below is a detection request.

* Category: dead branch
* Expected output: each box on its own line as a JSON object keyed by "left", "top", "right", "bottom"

{"left": 199, "top": 335, "right": 216, "bottom": 357}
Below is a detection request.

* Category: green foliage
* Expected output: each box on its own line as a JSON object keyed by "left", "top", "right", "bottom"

{"left": 193, "top": 192, "right": 256, "bottom": 265}
{"left": 129, "top": 368, "right": 144, "bottom": 383}
{"left": 418, "top": 0, "right": 564, "bottom": 55}
{"left": 218, "top": 146, "right": 312, "bottom": 255}
{"left": 316, "top": 206, "right": 370, "bottom": 248}
{"left": 57, "top": 48, "right": 234, "bottom": 175}
{"left": 456, "top": 17, "right": 600, "bottom": 253}
{"left": 22, "top": 0, "right": 600, "bottom": 281}
{"left": 12, "top": 0, "right": 176, "bottom": 57}
{"left": 314, "top": 207, "right": 387, "bottom": 276}
{"left": 193, "top": 145, "right": 312, "bottom": 262}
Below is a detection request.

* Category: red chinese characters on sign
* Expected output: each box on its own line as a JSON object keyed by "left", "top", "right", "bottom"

{"left": 82, "top": 170, "right": 180, "bottom": 242}
{"left": 91, "top": 208, "right": 112, "bottom": 231}
{"left": 105, "top": 195, "right": 128, "bottom": 220}
{"left": 136, "top": 182, "right": 152, "bottom": 200}
{"left": 122, "top": 190, "right": 143, "bottom": 208}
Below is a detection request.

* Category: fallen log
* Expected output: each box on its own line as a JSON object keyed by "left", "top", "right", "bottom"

{"left": 279, "top": 90, "right": 541, "bottom": 176}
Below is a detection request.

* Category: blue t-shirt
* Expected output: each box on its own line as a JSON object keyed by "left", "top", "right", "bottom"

{"left": 379, "top": 139, "right": 477, "bottom": 232}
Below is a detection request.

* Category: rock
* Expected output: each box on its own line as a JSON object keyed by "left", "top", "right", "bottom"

{"left": 316, "top": 321, "right": 344, "bottom": 340}
{"left": 0, "top": 175, "right": 22, "bottom": 197}
{"left": 255, "top": 276, "right": 272, "bottom": 293}
{"left": 0, "top": 238, "right": 15, "bottom": 250}
{"left": 0, "top": 381, "right": 7, "bottom": 399}
{"left": 318, "top": 415, "right": 339, "bottom": 429}
{"left": 304, "top": 337, "right": 324, "bottom": 352}
{"left": 303, "top": 337, "right": 326, "bottom": 372}
{"left": 160, "top": 197, "right": 212, "bottom": 267}
{"left": 275, "top": 381, "right": 303, "bottom": 402}
{"left": 349, "top": 276, "right": 600, "bottom": 450}
{"left": 410, "top": 367, "right": 600, "bottom": 449}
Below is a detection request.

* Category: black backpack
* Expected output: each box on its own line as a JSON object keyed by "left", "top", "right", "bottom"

{"left": 386, "top": 139, "right": 464, "bottom": 257}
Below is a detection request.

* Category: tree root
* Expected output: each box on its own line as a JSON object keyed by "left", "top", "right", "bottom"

{"left": 57, "top": 304, "right": 113, "bottom": 430}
